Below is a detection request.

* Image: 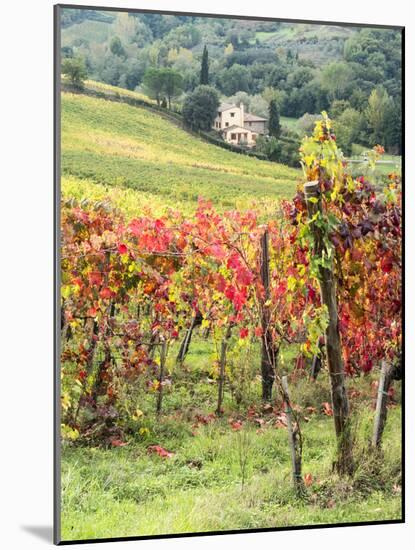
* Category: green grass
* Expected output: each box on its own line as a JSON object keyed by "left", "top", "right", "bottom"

{"left": 348, "top": 143, "right": 401, "bottom": 179}
{"left": 281, "top": 116, "right": 299, "bottom": 131}
{"left": 61, "top": 336, "right": 402, "bottom": 541}
{"left": 61, "top": 92, "right": 300, "bottom": 213}
{"left": 82, "top": 79, "right": 157, "bottom": 104}
{"left": 61, "top": 400, "right": 401, "bottom": 540}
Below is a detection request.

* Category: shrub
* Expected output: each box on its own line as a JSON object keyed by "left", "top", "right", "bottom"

{"left": 182, "top": 85, "right": 219, "bottom": 131}
{"left": 61, "top": 56, "right": 88, "bottom": 88}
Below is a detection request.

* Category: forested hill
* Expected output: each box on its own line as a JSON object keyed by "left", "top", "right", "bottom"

{"left": 61, "top": 9, "right": 402, "bottom": 153}
{"left": 62, "top": 10, "right": 355, "bottom": 64}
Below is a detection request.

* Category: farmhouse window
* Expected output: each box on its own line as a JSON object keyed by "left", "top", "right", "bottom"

{"left": 231, "top": 133, "right": 237, "bottom": 140}
{"left": 230, "top": 112, "right": 235, "bottom": 117}
{"left": 225, "top": 122, "right": 229, "bottom": 127}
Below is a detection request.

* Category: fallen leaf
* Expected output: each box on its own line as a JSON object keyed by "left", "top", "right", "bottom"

{"left": 147, "top": 445, "right": 173, "bottom": 458}
{"left": 304, "top": 473, "right": 313, "bottom": 487}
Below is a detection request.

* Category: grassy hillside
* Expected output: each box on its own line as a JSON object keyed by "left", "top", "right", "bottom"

{"left": 61, "top": 92, "right": 300, "bottom": 214}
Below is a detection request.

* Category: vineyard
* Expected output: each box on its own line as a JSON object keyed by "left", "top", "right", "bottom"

{"left": 60, "top": 102, "right": 402, "bottom": 540}
{"left": 61, "top": 91, "right": 299, "bottom": 213}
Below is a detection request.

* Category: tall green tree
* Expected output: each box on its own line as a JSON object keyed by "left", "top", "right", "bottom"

{"left": 321, "top": 62, "right": 353, "bottom": 101}
{"left": 61, "top": 56, "right": 88, "bottom": 88}
{"left": 182, "top": 85, "right": 219, "bottom": 131}
{"left": 365, "top": 87, "right": 390, "bottom": 145}
{"left": 200, "top": 45, "right": 209, "bottom": 85}
{"left": 383, "top": 98, "right": 402, "bottom": 154}
{"left": 162, "top": 68, "right": 183, "bottom": 109}
{"left": 334, "top": 108, "right": 362, "bottom": 156}
{"left": 142, "top": 68, "right": 165, "bottom": 106}
{"left": 268, "top": 100, "right": 281, "bottom": 139}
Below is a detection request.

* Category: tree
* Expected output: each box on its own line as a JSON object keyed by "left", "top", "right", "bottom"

{"left": 268, "top": 100, "right": 281, "bottom": 139}
{"left": 100, "top": 53, "right": 125, "bottom": 86}
{"left": 119, "top": 59, "right": 145, "bottom": 91}
{"left": 182, "top": 85, "right": 219, "bottom": 131}
{"left": 168, "top": 47, "right": 193, "bottom": 72}
{"left": 262, "top": 87, "right": 287, "bottom": 112}
{"left": 249, "top": 95, "right": 269, "bottom": 119}
{"left": 162, "top": 68, "right": 183, "bottom": 109}
{"left": 224, "top": 43, "right": 234, "bottom": 56}
{"left": 348, "top": 88, "right": 367, "bottom": 112}
{"left": 200, "top": 45, "right": 209, "bottom": 85}
{"left": 227, "top": 91, "right": 251, "bottom": 111}
{"left": 256, "top": 136, "right": 282, "bottom": 162}
{"left": 61, "top": 46, "right": 74, "bottom": 59}
{"left": 287, "top": 67, "right": 314, "bottom": 89}
{"left": 383, "top": 98, "right": 402, "bottom": 154}
{"left": 61, "top": 56, "right": 88, "bottom": 88}
{"left": 142, "top": 68, "right": 165, "bottom": 106}
{"left": 110, "top": 36, "right": 125, "bottom": 58}
{"left": 298, "top": 113, "right": 322, "bottom": 135}
{"left": 365, "top": 87, "right": 391, "bottom": 145}
{"left": 320, "top": 62, "right": 353, "bottom": 101}
{"left": 334, "top": 108, "right": 362, "bottom": 156}
{"left": 329, "top": 99, "right": 351, "bottom": 119}
{"left": 218, "top": 64, "right": 251, "bottom": 95}
{"left": 114, "top": 12, "right": 138, "bottom": 43}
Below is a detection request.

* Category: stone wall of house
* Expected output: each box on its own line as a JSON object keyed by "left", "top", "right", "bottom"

{"left": 244, "top": 120, "right": 267, "bottom": 134}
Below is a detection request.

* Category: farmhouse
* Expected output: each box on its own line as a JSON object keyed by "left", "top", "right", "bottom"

{"left": 213, "top": 102, "right": 267, "bottom": 147}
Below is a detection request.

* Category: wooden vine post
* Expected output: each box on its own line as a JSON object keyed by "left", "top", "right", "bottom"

{"left": 260, "top": 230, "right": 276, "bottom": 401}
{"left": 91, "top": 252, "right": 114, "bottom": 403}
{"left": 216, "top": 325, "right": 232, "bottom": 416}
{"left": 176, "top": 316, "right": 196, "bottom": 365}
{"left": 304, "top": 181, "right": 353, "bottom": 475}
{"left": 156, "top": 340, "right": 168, "bottom": 415}
{"left": 372, "top": 361, "right": 394, "bottom": 449}
{"left": 176, "top": 313, "right": 201, "bottom": 365}
{"left": 282, "top": 375, "right": 304, "bottom": 495}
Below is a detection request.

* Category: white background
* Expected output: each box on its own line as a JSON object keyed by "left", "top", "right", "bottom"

{"left": 1, "top": 0, "right": 412, "bottom": 548}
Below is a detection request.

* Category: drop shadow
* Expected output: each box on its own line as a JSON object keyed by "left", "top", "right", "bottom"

{"left": 21, "top": 525, "right": 53, "bottom": 543}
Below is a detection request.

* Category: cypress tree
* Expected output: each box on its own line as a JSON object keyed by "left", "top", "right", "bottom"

{"left": 200, "top": 45, "right": 209, "bottom": 85}
{"left": 268, "top": 100, "right": 281, "bottom": 139}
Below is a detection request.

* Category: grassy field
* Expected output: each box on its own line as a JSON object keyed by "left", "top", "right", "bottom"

{"left": 281, "top": 116, "right": 300, "bottom": 132}
{"left": 83, "top": 79, "right": 157, "bottom": 104}
{"left": 61, "top": 338, "right": 402, "bottom": 541}
{"left": 61, "top": 92, "right": 300, "bottom": 213}
{"left": 348, "top": 143, "right": 401, "bottom": 178}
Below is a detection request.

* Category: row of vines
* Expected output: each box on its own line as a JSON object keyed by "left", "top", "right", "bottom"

{"left": 60, "top": 115, "right": 402, "bottom": 486}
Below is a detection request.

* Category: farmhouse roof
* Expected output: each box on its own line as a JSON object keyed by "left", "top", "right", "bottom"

{"left": 221, "top": 124, "right": 252, "bottom": 133}
{"left": 244, "top": 112, "right": 267, "bottom": 122}
{"left": 217, "top": 102, "right": 237, "bottom": 112}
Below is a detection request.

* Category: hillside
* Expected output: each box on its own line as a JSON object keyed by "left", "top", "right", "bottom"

{"left": 61, "top": 15, "right": 353, "bottom": 65}
{"left": 254, "top": 23, "right": 353, "bottom": 64}
{"left": 61, "top": 91, "right": 300, "bottom": 215}
{"left": 60, "top": 8, "right": 401, "bottom": 154}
